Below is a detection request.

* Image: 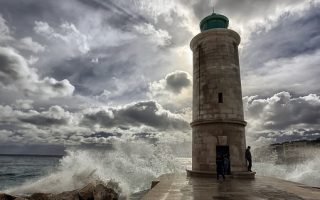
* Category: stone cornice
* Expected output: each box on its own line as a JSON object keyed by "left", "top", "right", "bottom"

{"left": 190, "top": 119, "right": 247, "bottom": 127}
{"left": 190, "top": 28, "right": 241, "bottom": 51}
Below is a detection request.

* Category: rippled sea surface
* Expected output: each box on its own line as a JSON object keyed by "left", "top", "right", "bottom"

{"left": 0, "top": 155, "right": 60, "bottom": 191}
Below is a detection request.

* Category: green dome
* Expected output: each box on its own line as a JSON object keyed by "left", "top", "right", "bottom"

{"left": 200, "top": 13, "right": 229, "bottom": 32}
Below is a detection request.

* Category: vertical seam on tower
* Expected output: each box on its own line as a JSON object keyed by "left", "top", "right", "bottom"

{"left": 198, "top": 44, "right": 201, "bottom": 117}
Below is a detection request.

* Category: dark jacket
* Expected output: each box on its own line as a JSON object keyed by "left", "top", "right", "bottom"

{"left": 245, "top": 149, "right": 252, "bottom": 161}
{"left": 216, "top": 156, "right": 224, "bottom": 173}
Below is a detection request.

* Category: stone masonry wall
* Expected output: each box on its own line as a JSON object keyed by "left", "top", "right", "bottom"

{"left": 192, "top": 123, "right": 247, "bottom": 172}
{"left": 191, "top": 29, "right": 244, "bottom": 122}
{"left": 190, "top": 29, "right": 247, "bottom": 173}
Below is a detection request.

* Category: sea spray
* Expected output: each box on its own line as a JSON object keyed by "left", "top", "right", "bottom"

{"left": 177, "top": 148, "right": 320, "bottom": 188}
{"left": 5, "top": 140, "right": 184, "bottom": 197}
{"left": 253, "top": 148, "right": 320, "bottom": 187}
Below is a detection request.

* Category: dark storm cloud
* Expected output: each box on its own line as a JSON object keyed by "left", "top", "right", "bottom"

{"left": 0, "top": 99, "right": 191, "bottom": 145}
{"left": 235, "top": 2, "right": 320, "bottom": 97}
{"left": 116, "top": 101, "right": 188, "bottom": 129}
{"left": 250, "top": 129, "right": 320, "bottom": 145}
{"left": 244, "top": 92, "right": 320, "bottom": 131}
{"left": 132, "top": 132, "right": 159, "bottom": 143}
{"left": 276, "top": 129, "right": 320, "bottom": 143}
{"left": 165, "top": 71, "right": 192, "bottom": 93}
{"left": 38, "top": 26, "right": 172, "bottom": 102}
{"left": 242, "top": 3, "right": 320, "bottom": 69}
{"left": 77, "top": 0, "right": 149, "bottom": 27}
{"left": 189, "top": 0, "right": 302, "bottom": 21}
{"left": 0, "top": 47, "right": 74, "bottom": 98}
{"left": 0, "top": 1, "right": 78, "bottom": 39}
{"left": 150, "top": 9, "right": 193, "bottom": 48}
{"left": 82, "top": 101, "right": 190, "bottom": 130}
{"left": 18, "top": 106, "right": 71, "bottom": 126}
{"left": 0, "top": 0, "right": 319, "bottom": 150}
{"left": 82, "top": 109, "right": 114, "bottom": 127}
{"left": 77, "top": 0, "right": 192, "bottom": 46}
{"left": 148, "top": 71, "right": 192, "bottom": 111}
{"left": 49, "top": 48, "right": 138, "bottom": 96}
{"left": 244, "top": 92, "right": 320, "bottom": 146}
{"left": 1, "top": 0, "right": 193, "bottom": 105}
{"left": 87, "top": 131, "right": 121, "bottom": 138}
{"left": 19, "top": 115, "right": 68, "bottom": 127}
{"left": 0, "top": 104, "right": 71, "bottom": 138}
{"left": 189, "top": 0, "right": 212, "bottom": 20}
{"left": 0, "top": 47, "right": 28, "bottom": 85}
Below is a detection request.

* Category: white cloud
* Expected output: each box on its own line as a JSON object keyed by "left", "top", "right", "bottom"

{"left": 148, "top": 71, "right": 192, "bottom": 111}
{"left": 17, "top": 37, "right": 45, "bottom": 53}
{"left": 14, "top": 99, "right": 34, "bottom": 110}
{"left": 0, "top": 100, "right": 191, "bottom": 145}
{"left": 0, "top": 15, "right": 45, "bottom": 54}
{"left": 0, "top": 47, "right": 74, "bottom": 98}
{"left": 27, "top": 55, "right": 39, "bottom": 65}
{"left": 18, "top": 105, "right": 73, "bottom": 126}
{"left": 91, "top": 58, "right": 99, "bottom": 63}
{"left": 34, "top": 21, "right": 90, "bottom": 54}
{"left": 134, "top": 23, "right": 172, "bottom": 46}
{"left": 244, "top": 92, "right": 320, "bottom": 146}
{"left": 0, "top": 104, "right": 86, "bottom": 145}
{"left": 245, "top": 92, "right": 320, "bottom": 130}
{"left": 243, "top": 50, "right": 320, "bottom": 96}
{"left": 192, "top": 0, "right": 311, "bottom": 44}
{"left": 0, "top": 14, "right": 12, "bottom": 42}
{"left": 0, "top": 130, "right": 15, "bottom": 143}
{"left": 81, "top": 100, "right": 190, "bottom": 131}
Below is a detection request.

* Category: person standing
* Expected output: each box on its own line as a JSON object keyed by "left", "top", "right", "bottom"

{"left": 216, "top": 154, "right": 225, "bottom": 180}
{"left": 223, "top": 154, "right": 230, "bottom": 175}
{"left": 245, "top": 146, "right": 252, "bottom": 172}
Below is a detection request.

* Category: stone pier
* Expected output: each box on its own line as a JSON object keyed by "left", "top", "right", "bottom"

{"left": 142, "top": 173, "right": 320, "bottom": 200}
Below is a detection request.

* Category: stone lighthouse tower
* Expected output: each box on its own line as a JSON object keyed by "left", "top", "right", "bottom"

{"left": 188, "top": 11, "right": 253, "bottom": 177}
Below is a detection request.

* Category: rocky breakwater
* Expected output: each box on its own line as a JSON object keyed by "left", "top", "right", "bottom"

{"left": 0, "top": 182, "right": 119, "bottom": 200}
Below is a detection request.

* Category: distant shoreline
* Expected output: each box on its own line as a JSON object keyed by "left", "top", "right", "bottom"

{"left": 0, "top": 154, "right": 64, "bottom": 158}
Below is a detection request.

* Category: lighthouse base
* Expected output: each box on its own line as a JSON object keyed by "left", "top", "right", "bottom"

{"left": 186, "top": 169, "right": 256, "bottom": 179}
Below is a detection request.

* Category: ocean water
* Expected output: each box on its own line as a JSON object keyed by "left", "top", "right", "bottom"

{"left": 0, "top": 142, "right": 319, "bottom": 198}
{"left": 1, "top": 141, "right": 184, "bottom": 198}
{"left": 0, "top": 155, "right": 61, "bottom": 191}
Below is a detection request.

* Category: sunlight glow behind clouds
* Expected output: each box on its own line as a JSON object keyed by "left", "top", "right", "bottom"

{"left": 0, "top": 0, "right": 319, "bottom": 149}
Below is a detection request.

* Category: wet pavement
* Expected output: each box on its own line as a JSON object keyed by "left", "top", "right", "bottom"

{"left": 142, "top": 173, "right": 320, "bottom": 200}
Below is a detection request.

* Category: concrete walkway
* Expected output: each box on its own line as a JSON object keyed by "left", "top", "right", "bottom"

{"left": 142, "top": 173, "right": 320, "bottom": 200}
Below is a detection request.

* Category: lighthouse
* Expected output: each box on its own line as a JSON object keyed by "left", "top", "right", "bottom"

{"left": 187, "top": 11, "right": 254, "bottom": 178}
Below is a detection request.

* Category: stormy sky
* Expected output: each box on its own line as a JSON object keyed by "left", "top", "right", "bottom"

{"left": 0, "top": 0, "right": 319, "bottom": 154}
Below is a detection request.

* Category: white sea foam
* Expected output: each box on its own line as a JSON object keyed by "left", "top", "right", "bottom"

{"left": 5, "top": 142, "right": 320, "bottom": 198}
{"left": 177, "top": 151, "right": 320, "bottom": 188}
{"left": 5, "top": 141, "right": 183, "bottom": 197}
{"left": 254, "top": 153, "right": 320, "bottom": 187}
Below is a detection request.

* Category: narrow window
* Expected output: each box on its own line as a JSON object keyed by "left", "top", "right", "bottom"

{"left": 233, "top": 42, "right": 239, "bottom": 66}
{"left": 218, "top": 93, "right": 223, "bottom": 103}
